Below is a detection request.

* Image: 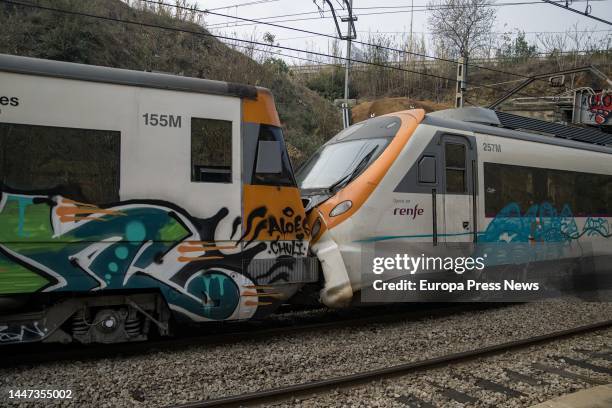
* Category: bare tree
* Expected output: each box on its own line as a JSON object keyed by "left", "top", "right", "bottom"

{"left": 427, "top": 0, "right": 497, "bottom": 60}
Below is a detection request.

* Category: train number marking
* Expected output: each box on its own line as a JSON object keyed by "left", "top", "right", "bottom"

{"left": 142, "top": 113, "right": 182, "bottom": 128}
{"left": 482, "top": 142, "right": 501, "bottom": 153}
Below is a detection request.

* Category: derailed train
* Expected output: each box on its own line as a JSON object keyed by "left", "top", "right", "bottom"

{"left": 1, "top": 54, "right": 611, "bottom": 344}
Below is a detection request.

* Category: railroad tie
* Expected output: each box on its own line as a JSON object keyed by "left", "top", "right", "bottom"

{"left": 591, "top": 353, "right": 612, "bottom": 362}
{"left": 395, "top": 394, "right": 437, "bottom": 408}
{"left": 573, "top": 348, "right": 612, "bottom": 362}
{"left": 504, "top": 369, "right": 547, "bottom": 386}
{"left": 473, "top": 377, "right": 526, "bottom": 398}
{"left": 553, "top": 356, "right": 612, "bottom": 375}
{"left": 427, "top": 382, "right": 480, "bottom": 405}
{"left": 531, "top": 363, "right": 605, "bottom": 385}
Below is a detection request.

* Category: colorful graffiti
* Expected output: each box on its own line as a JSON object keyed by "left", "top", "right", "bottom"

{"left": 479, "top": 201, "right": 611, "bottom": 265}
{"left": 0, "top": 321, "right": 45, "bottom": 343}
{"left": 576, "top": 90, "right": 612, "bottom": 126}
{"left": 586, "top": 91, "right": 612, "bottom": 125}
{"left": 0, "top": 187, "right": 310, "bottom": 325}
{"left": 481, "top": 201, "right": 611, "bottom": 243}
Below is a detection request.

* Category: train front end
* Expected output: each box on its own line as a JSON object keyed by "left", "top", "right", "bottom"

{"left": 297, "top": 110, "right": 425, "bottom": 307}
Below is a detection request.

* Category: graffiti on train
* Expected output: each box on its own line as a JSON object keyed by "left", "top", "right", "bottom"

{"left": 269, "top": 239, "right": 308, "bottom": 256}
{"left": 0, "top": 322, "right": 45, "bottom": 343}
{"left": 481, "top": 201, "right": 611, "bottom": 243}
{"left": 0, "top": 189, "right": 304, "bottom": 321}
{"left": 479, "top": 202, "right": 610, "bottom": 266}
{"left": 242, "top": 205, "right": 310, "bottom": 243}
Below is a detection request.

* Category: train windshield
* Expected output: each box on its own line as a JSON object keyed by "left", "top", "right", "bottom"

{"left": 297, "top": 138, "right": 389, "bottom": 191}
{"left": 297, "top": 116, "right": 402, "bottom": 193}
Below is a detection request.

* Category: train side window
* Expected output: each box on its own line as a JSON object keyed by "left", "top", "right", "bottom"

{"left": 606, "top": 180, "right": 612, "bottom": 215}
{"left": 444, "top": 143, "right": 466, "bottom": 193}
{"left": 191, "top": 118, "right": 232, "bottom": 183}
{"left": 418, "top": 155, "right": 436, "bottom": 184}
{"left": 0, "top": 122, "right": 120, "bottom": 204}
{"left": 484, "top": 162, "right": 612, "bottom": 217}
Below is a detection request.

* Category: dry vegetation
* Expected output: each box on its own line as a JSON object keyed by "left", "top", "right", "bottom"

{"left": 295, "top": 23, "right": 611, "bottom": 109}
{"left": 0, "top": 0, "right": 610, "bottom": 163}
{"left": 0, "top": 0, "right": 342, "bottom": 165}
{"left": 351, "top": 97, "right": 451, "bottom": 123}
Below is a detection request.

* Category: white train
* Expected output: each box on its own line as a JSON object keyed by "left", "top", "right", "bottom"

{"left": 0, "top": 54, "right": 316, "bottom": 344}
{"left": 2, "top": 52, "right": 610, "bottom": 344}
{"left": 297, "top": 107, "right": 612, "bottom": 307}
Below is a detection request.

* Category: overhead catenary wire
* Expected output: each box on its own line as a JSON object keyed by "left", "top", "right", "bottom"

{"left": 204, "top": 0, "right": 609, "bottom": 28}
{"left": 205, "top": 0, "right": 281, "bottom": 12}
{"left": 1, "top": 0, "right": 545, "bottom": 97}
{"left": 276, "top": 29, "right": 612, "bottom": 42}
{"left": 0, "top": 0, "right": 584, "bottom": 107}
{"left": 134, "top": 0, "right": 558, "bottom": 81}
{"left": 539, "top": 0, "right": 612, "bottom": 25}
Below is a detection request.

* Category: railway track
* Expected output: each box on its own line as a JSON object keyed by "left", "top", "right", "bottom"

{"left": 167, "top": 318, "right": 612, "bottom": 408}
{"left": 0, "top": 303, "right": 485, "bottom": 367}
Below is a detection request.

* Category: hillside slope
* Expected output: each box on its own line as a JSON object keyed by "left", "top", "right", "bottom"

{"left": 0, "top": 0, "right": 341, "bottom": 165}
{"left": 351, "top": 97, "right": 451, "bottom": 123}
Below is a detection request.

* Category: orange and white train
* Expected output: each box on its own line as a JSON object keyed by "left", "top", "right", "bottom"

{"left": 297, "top": 108, "right": 612, "bottom": 306}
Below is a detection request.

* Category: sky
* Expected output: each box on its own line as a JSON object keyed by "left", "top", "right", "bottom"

{"left": 187, "top": 0, "right": 612, "bottom": 64}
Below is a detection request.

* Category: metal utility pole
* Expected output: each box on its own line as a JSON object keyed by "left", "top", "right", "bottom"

{"left": 321, "top": 0, "right": 357, "bottom": 128}
{"left": 455, "top": 56, "right": 467, "bottom": 108}
{"left": 409, "top": 0, "right": 413, "bottom": 52}
{"left": 342, "top": 0, "right": 354, "bottom": 128}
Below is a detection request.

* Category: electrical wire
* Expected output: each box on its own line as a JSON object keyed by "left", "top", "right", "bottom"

{"left": 0, "top": 0, "right": 552, "bottom": 98}
{"left": 205, "top": 0, "right": 609, "bottom": 29}
{"left": 206, "top": 0, "right": 281, "bottom": 12}
{"left": 136, "top": 0, "right": 552, "bottom": 81}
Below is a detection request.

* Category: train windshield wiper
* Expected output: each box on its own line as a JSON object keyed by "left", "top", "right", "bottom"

{"left": 328, "top": 146, "right": 378, "bottom": 194}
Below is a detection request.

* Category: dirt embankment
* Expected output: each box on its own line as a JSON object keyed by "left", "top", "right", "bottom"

{"left": 352, "top": 97, "right": 451, "bottom": 123}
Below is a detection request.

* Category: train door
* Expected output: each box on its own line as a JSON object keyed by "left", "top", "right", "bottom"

{"left": 438, "top": 135, "right": 477, "bottom": 243}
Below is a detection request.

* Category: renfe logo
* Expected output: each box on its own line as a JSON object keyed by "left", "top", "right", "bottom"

{"left": 393, "top": 204, "right": 424, "bottom": 219}
{"left": 0, "top": 96, "right": 19, "bottom": 106}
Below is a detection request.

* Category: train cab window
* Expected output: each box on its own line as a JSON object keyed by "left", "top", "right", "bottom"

{"left": 0, "top": 122, "right": 120, "bottom": 204}
{"left": 418, "top": 155, "right": 437, "bottom": 184}
{"left": 444, "top": 143, "right": 466, "bottom": 193}
{"left": 252, "top": 125, "right": 296, "bottom": 186}
{"left": 191, "top": 118, "right": 232, "bottom": 183}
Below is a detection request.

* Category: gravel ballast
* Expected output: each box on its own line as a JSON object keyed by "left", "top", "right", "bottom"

{"left": 1, "top": 301, "right": 612, "bottom": 407}
{"left": 285, "top": 327, "right": 612, "bottom": 407}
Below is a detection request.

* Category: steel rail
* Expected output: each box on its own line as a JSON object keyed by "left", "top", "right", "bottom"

{"left": 168, "top": 318, "right": 612, "bottom": 408}
{"left": 0, "top": 304, "right": 480, "bottom": 367}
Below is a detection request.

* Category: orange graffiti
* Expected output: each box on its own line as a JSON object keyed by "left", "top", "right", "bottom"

{"left": 177, "top": 256, "right": 224, "bottom": 263}
{"left": 241, "top": 291, "right": 283, "bottom": 299}
{"left": 56, "top": 202, "right": 125, "bottom": 223}
{"left": 62, "top": 198, "right": 99, "bottom": 208}
{"left": 244, "top": 285, "right": 276, "bottom": 290}
{"left": 177, "top": 243, "right": 236, "bottom": 253}
{"left": 56, "top": 216, "right": 110, "bottom": 223}
{"left": 244, "top": 301, "right": 273, "bottom": 307}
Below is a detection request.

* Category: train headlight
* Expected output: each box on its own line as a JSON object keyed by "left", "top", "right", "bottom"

{"left": 329, "top": 200, "right": 353, "bottom": 217}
